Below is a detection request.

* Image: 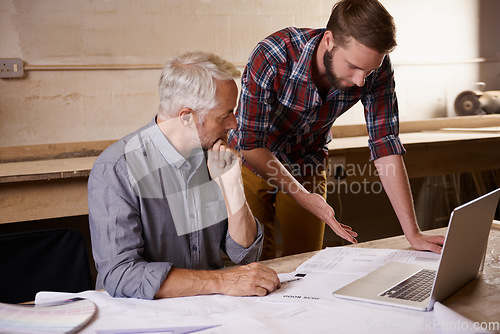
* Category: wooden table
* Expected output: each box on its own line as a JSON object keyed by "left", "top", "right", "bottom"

{"left": 262, "top": 222, "right": 500, "bottom": 327}
{"left": 0, "top": 157, "right": 96, "bottom": 224}
{"left": 328, "top": 126, "right": 500, "bottom": 183}
{"left": 1, "top": 115, "right": 500, "bottom": 224}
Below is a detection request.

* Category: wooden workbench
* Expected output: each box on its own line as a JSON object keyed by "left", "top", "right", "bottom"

{"left": 1, "top": 115, "right": 500, "bottom": 224}
{"left": 328, "top": 116, "right": 500, "bottom": 182}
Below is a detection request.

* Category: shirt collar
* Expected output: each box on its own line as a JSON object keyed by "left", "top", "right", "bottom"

{"left": 146, "top": 117, "right": 204, "bottom": 172}
{"left": 289, "top": 30, "right": 324, "bottom": 83}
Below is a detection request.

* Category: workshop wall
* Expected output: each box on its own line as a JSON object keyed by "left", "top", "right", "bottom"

{"left": 1, "top": 0, "right": 499, "bottom": 147}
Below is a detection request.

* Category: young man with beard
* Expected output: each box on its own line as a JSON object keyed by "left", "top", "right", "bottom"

{"left": 88, "top": 51, "right": 280, "bottom": 299}
{"left": 228, "top": 0, "right": 445, "bottom": 260}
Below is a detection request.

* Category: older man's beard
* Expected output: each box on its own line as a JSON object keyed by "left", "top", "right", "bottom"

{"left": 195, "top": 122, "right": 228, "bottom": 150}
{"left": 323, "top": 48, "right": 350, "bottom": 91}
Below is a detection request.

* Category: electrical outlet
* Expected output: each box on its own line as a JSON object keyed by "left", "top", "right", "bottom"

{"left": 329, "top": 155, "right": 347, "bottom": 182}
{"left": 0, "top": 58, "right": 24, "bottom": 78}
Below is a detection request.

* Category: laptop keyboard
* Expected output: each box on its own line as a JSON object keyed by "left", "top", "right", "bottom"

{"left": 380, "top": 269, "right": 436, "bottom": 302}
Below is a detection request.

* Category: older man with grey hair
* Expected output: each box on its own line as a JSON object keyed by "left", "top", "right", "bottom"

{"left": 88, "top": 51, "right": 280, "bottom": 299}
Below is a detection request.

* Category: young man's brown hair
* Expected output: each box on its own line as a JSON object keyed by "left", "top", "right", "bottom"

{"left": 326, "top": 0, "right": 397, "bottom": 54}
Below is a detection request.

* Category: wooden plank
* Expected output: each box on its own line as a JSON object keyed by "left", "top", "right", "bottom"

{"left": 2, "top": 116, "right": 498, "bottom": 162}
{"left": 403, "top": 136, "right": 500, "bottom": 178}
{"left": 329, "top": 127, "right": 500, "bottom": 152}
{"left": 0, "top": 156, "right": 97, "bottom": 183}
{"left": 327, "top": 131, "right": 500, "bottom": 182}
{"left": 0, "top": 140, "right": 115, "bottom": 163}
{"left": 331, "top": 114, "right": 500, "bottom": 138}
{"left": 2, "top": 129, "right": 499, "bottom": 184}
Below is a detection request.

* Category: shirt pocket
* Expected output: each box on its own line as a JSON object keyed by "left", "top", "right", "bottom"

{"left": 283, "top": 108, "right": 316, "bottom": 137}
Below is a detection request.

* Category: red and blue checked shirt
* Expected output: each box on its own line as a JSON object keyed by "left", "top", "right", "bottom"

{"left": 228, "top": 27, "right": 405, "bottom": 176}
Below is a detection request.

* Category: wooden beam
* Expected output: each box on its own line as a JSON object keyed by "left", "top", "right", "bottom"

{"left": 331, "top": 114, "right": 500, "bottom": 138}
{"left": 0, "top": 140, "right": 115, "bottom": 163}
{"left": 0, "top": 157, "right": 97, "bottom": 184}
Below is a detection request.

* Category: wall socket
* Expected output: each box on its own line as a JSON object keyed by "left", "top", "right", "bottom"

{"left": 0, "top": 58, "right": 24, "bottom": 78}
{"left": 329, "top": 155, "right": 347, "bottom": 183}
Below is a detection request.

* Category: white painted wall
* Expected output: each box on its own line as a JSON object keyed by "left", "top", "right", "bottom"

{"left": 1, "top": 0, "right": 499, "bottom": 146}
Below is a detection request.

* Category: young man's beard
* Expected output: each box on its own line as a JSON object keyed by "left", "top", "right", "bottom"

{"left": 323, "top": 48, "right": 351, "bottom": 91}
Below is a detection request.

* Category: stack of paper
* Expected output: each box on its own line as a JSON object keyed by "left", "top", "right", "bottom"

{"left": 0, "top": 297, "right": 96, "bottom": 333}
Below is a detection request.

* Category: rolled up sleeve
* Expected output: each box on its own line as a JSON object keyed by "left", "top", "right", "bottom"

{"left": 224, "top": 219, "right": 264, "bottom": 264}
{"left": 362, "top": 56, "right": 406, "bottom": 161}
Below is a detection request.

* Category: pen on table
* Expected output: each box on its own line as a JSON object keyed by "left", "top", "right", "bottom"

{"left": 280, "top": 273, "right": 307, "bottom": 283}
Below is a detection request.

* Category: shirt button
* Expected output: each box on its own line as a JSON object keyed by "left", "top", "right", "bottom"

{"left": 189, "top": 213, "right": 195, "bottom": 219}
{"left": 192, "top": 246, "right": 198, "bottom": 251}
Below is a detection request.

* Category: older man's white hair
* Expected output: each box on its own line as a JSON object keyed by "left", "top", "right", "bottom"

{"left": 158, "top": 51, "right": 240, "bottom": 123}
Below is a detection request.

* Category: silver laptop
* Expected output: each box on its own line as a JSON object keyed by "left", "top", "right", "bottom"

{"left": 333, "top": 188, "right": 500, "bottom": 311}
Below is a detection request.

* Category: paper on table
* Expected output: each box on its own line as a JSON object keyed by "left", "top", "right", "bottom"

{"left": 33, "top": 247, "right": 475, "bottom": 334}
{"left": 95, "top": 325, "right": 221, "bottom": 334}
{"left": 267, "top": 272, "right": 357, "bottom": 302}
{"left": 35, "top": 290, "right": 327, "bottom": 334}
{"left": 296, "top": 247, "right": 440, "bottom": 275}
{"left": 35, "top": 288, "right": 476, "bottom": 333}
{"left": 265, "top": 247, "right": 483, "bottom": 333}
{"left": 266, "top": 247, "right": 440, "bottom": 303}
{"left": 0, "top": 298, "right": 96, "bottom": 334}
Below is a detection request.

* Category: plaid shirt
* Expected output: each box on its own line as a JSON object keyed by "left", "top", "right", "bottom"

{"left": 228, "top": 27, "right": 405, "bottom": 176}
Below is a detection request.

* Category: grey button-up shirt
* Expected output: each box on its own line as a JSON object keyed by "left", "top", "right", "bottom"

{"left": 88, "top": 118, "right": 263, "bottom": 299}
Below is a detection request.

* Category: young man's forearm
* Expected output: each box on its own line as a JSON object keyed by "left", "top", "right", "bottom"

{"left": 241, "top": 147, "right": 358, "bottom": 244}
{"left": 241, "top": 147, "right": 308, "bottom": 199}
{"left": 374, "top": 154, "right": 444, "bottom": 253}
